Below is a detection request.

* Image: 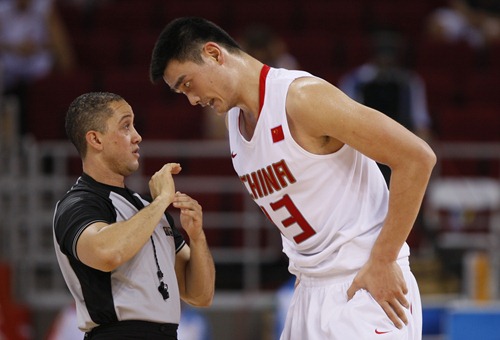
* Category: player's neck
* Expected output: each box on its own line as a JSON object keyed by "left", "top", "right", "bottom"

{"left": 234, "top": 56, "right": 262, "bottom": 114}
{"left": 238, "top": 109, "right": 258, "bottom": 141}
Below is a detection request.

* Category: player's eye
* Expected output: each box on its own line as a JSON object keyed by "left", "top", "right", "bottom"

{"left": 184, "top": 81, "right": 191, "bottom": 89}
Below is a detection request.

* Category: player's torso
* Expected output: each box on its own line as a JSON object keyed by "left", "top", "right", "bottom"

{"left": 227, "top": 67, "right": 392, "bottom": 275}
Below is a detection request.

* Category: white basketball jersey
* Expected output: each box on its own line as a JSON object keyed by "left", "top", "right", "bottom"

{"left": 227, "top": 66, "right": 409, "bottom": 277}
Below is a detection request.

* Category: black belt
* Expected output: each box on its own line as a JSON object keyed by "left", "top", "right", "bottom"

{"left": 84, "top": 320, "right": 178, "bottom": 339}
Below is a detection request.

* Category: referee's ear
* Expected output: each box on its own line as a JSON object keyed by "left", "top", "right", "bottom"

{"left": 86, "top": 130, "right": 104, "bottom": 152}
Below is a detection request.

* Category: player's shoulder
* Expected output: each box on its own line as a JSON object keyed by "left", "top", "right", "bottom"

{"left": 287, "top": 75, "right": 333, "bottom": 110}
{"left": 268, "top": 67, "right": 313, "bottom": 82}
{"left": 289, "top": 75, "right": 326, "bottom": 91}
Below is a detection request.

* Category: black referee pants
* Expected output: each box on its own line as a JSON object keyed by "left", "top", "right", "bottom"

{"left": 84, "top": 320, "right": 178, "bottom": 339}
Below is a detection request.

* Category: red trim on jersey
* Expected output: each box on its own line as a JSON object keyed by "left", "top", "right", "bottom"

{"left": 259, "top": 64, "right": 270, "bottom": 116}
{"left": 237, "top": 65, "right": 270, "bottom": 137}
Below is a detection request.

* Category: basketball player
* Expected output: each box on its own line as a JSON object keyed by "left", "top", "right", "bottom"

{"left": 150, "top": 17, "right": 436, "bottom": 339}
{"left": 53, "top": 92, "right": 215, "bottom": 339}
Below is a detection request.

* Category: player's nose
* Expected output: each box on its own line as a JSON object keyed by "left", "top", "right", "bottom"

{"left": 185, "top": 93, "right": 200, "bottom": 106}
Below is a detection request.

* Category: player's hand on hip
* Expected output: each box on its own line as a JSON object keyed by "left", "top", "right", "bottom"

{"left": 173, "top": 192, "right": 203, "bottom": 239}
{"left": 346, "top": 259, "right": 409, "bottom": 329}
{"left": 149, "top": 163, "right": 182, "bottom": 203}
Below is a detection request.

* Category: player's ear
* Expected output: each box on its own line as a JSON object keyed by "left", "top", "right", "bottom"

{"left": 203, "top": 42, "right": 223, "bottom": 64}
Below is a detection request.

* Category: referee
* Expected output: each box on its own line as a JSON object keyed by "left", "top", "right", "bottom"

{"left": 53, "top": 92, "right": 215, "bottom": 339}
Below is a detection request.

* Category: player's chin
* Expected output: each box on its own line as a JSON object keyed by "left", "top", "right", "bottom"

{"left": 214, "top": 104, "right": 230, "bottom": 115}
{"left": 209, "top": 100, "right": 225, "bottom": 114}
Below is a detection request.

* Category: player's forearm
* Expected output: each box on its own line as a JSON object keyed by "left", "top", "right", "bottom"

{"left": 371, "top": 146, "right": 436, "bottom": 262}
{"left": 184, "top": 232, "right": 215, "bottom": 306}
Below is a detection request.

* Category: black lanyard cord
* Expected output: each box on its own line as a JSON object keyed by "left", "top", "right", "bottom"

{"left": 150, "top": 236, "right": 170, "bottom": 300}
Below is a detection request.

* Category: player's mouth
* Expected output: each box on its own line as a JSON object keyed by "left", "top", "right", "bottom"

{"left": 201, "top": 99, "right": 215, "bottom": 109}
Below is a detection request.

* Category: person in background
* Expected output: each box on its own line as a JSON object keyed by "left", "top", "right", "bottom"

{"left": 150, "top": 17, "right": 436, "bottom": 339}
{"left": 338, "top": 30, "right": 432, "bottom": 184}
{"left": 239, "top": 23, "right": 300, "bottom": 71}
{"left": 425, "top": 0, "right": 500, "bottom": 48}
{"left": 0, "top": 0, "right": 76, "bottom": 134}
{"left": 53, "top": 92, "right": 215, "bottom": 339}
{"left": 177, "top": 302, "right": 212, "bottom": 340}
{"left": 45, "top": 303, "right": 84, "bottom": 340}
{"left": 274, "top": 277, "right": 294, "bottom": 340}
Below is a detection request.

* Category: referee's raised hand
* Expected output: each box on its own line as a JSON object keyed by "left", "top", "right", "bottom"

{"left": 149, "top": 163, "right": 182, "bottom": 204}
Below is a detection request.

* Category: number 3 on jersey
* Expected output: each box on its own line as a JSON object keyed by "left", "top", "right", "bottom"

{"left": 261, "top": 194, "right": 316, "bottom": 244}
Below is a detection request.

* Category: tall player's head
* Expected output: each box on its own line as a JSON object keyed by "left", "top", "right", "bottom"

{"left": 150, "top": 17, "right": 241, "bottom": 83}
{"left": 150, "top": 17, "right": 243, "bottom": 114}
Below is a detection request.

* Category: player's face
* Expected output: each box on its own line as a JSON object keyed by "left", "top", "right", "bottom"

{"left": 101, "top": 100, "right": 142, "bottom": 176}
{"left": 163, "top": 57, "right": 233, "bottom": 115}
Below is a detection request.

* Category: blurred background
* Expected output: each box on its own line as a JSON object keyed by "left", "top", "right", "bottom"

{"left": 0, "top": 0, "right": 499, "bottom": 339}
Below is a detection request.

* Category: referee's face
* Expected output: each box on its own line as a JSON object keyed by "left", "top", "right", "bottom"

{"left": 100, "top": 100, "right": 142, "bottom": 177}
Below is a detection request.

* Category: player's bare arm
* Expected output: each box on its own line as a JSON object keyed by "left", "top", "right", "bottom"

{"left": 76, "top": 164, "right": 181, "bottom": 272}
{"left": 174, "top": 192, "right": 215, "bottom": 307}
{"left": 286, "top": 77, "right": 436, "bottom": 328}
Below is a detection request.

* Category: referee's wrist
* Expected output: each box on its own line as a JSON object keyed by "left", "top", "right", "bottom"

{"left": 153, "top": 192, "right": 174, "bottom": 208}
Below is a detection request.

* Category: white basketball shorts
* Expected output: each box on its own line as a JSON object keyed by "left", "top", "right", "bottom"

{"left": 279, "top": 265, "right": 422, "bottom": 340}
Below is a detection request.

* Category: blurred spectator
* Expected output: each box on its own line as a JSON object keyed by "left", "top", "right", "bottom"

{"left": 0, "top": 0, "right": 76, "bottom": 134}
{"left": 45, "top": 303, "right": 83, "bottom": 340}
{"left": 274, "top": 276, "right": 295, "bottom": 340}
{"left": 0, "top": 304, "right": 5, "bottom": 340}
{"left": 338, "top": 30, "right": 432, "bottom": 184}
{"left": 178, "top": 302, "right": 212, "bottom": 340}
{"left": 239, "top": 23, "right": 300, "bottom": 70}
{"left": 425, "top": 0, "right": 500, "bottom": 48}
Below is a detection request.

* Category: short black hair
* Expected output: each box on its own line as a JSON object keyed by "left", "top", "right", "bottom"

{"left": 65, "top": 92, "right": 124, "bottom": 157}
{"left": 149, "top": 17, "right": 241, "bottom": 83}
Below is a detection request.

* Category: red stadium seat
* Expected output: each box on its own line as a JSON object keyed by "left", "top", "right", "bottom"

{"left": 284, "top": 30, "right": 337, "bottom": 76}
{"left": 434, "top": 104, "right": 500, "bottom": 142}
{"left": 419, "top": 70, "right": 462, "bottom": 112}
{"left": 125, "top": 32, "right": 160, "bottom": 68}
{"left": 461, "top": 71, "right": 500, "bottom": 106}
{"left": 91, "top": 0, "right": 161, "bottom": 34}
{"left": 230, "top": 0, "right": 299, "bottom": 35}
{"left": 73, "top": 31, "right": 127, "bottom": 72}
{"left": 368, "top": 2, "right": 433, "bottom": 39}
{"left": 300, "top": 0, "right": 365, "bottom": 35}
{"left": 99, "top": 67, "right": 168, "bottom": 108}
{"left": 414, "top": 40, "right": 478, "bottom": 75}
{"left": 140, "top": 97, "right": 204, "bottom": 140}
{"left": 25, "top": 69, "right": 95, "bottom": 140}
{"left": 162, "top": 1, "right": 227, "bottom": 28}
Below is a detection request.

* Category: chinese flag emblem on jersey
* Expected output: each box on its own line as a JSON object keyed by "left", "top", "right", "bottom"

{"left": 271, "top": 125, "right": 284, "bottom": 143}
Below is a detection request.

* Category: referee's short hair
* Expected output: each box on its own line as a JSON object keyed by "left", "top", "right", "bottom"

{"left": 65, "top": 92, "right": 124, "bottom": 157}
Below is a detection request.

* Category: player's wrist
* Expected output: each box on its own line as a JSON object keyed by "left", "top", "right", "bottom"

{"left": 369, "top": 248, "right": 398, "bottom": 264}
